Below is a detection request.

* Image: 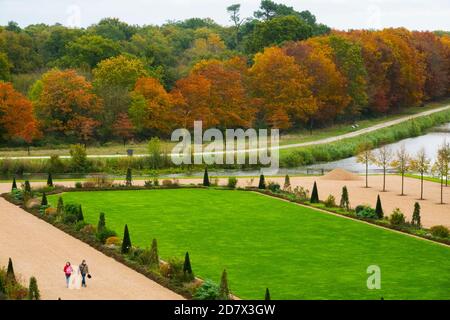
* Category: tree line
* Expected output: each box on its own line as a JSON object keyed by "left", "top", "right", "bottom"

{"left": 0, "top": 1, "right": 449, "bottom": 147}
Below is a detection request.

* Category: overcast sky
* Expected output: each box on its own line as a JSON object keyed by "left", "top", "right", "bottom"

{"left": 0, "top": 0, "right": 449, "bottom": 31}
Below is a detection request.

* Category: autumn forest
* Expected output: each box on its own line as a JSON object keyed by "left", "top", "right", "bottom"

{"left": 0, "top": 0, "right": 449, "bottom": 147}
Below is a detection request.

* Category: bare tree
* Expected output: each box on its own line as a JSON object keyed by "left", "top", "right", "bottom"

{"left": 391, "top": 144, "right": 410, "bottom": 196}
{"left": 227, "top": 4, "right": 247, "bottom": 48}
{"left": 432, "top": 141, "right": 449, "bottom": 204}
{"left": 374, "top": 145, "right": 393, "bottom": 192}
{"left": 356, "top": 142, "right": 375, "bottom": 188}
{"left": 409, "top": 147, "right": 430, "bottom": 200}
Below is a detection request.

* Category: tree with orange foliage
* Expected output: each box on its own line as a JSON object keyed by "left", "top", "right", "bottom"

{"left": 0, "top": 81, "right": 40, "bottom": 150}
{"left": 248, "top": 47, "right": 316, "bottom": 130}
{"left": 112, "top": 113, "right": 134, "bottom": 145}
{"left": 34, "top": 69, "right": 102, "bottom": 143}
{"left": 190, "top": 57, "right": 254, "bottom": 129}
{"left": 284, "top": 40, "right": 350, "bottom": 126}
{"left": 129, "top": 77, "right": 172, "bottom": 135}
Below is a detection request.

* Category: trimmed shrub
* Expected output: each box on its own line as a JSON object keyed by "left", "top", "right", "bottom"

{"left": 258, "top": 174, "right": 266, "bottom": 189}
{"left": 97, "top": 212, "right": 106, "bottom": 233}
{"left": 47, "top": 173, "right": 53, "bottom": 187}
{"left": 375, "top": 195, "right": 383, "bottom": 219}
{"left": 227, "top": 177, "right": 238, "bottom": 189}
{"left": 121, "top": 224, "right": 132, "bottom": 254}
{"left": 44, "top": 207, "right": 57, "bottom": 216}
{"left": 77, "top": 205, "right": 84, "bottom": 221}
{"left": 56, "top": 197, "right": 64, "bottom": 215}
{"left": 203, "top": 167, "right": 210, "bottom": 187}
{"left": 80, "top": 224, "right": 96, "bottom": 235}
{"left": 149, "top": 238, "right": 159, "bottom": 268}
{"left": 219, "top": 269, "right": 230, "bottom": 300}
{"left": 105, "top": 236, "right": 121, "bottom": 246}
{"left": 193, "top": 280, "right": 220, "bottom": 300}
{"left": 324, "top": 194, "right": 336, "bottom": 208}
{"left": 340, "top": 186, "right": 349, "bottom": 210}
{"left": 162, "top": 179, "right": 173, "bottom": 186}
{"left": 6, "top": 258, "right": 15, "bottom": 283}
{"left": 28, "top": 277, "right": 40, "bottom": 300}
{"left": 355, "top": 205, "right": 367, "bottom": 214}
{"left": 265, "top": 288, "right": 271, "bottom": 300}
{"left": 430, "top": 225, "right": 449, "bottom": 238}
{"left": 11, "top": 177, "right": 17, "bottom": 191}
{"left": 75, "top": 182, "right": 82, "bottom": 189}
{"left": 412, "top": 202, "right": 421, "bottom": 226}
{"left": 310, "top": 181, "right": 319, "bottom": 203}
{"left": 24, "top": 180, "right": 31, "bottom": 193}
{"left": 390, "top": 208, "right": 406, "bottom": 226}
{"left": 41, "top": 193, "right": 48, "bottom": 206}
{"left": 356, "top": 207, "right": 377, "bottom": 219}
{"left": 268, "top": 182, "right": 281, "bottom": 193}
{"left": 126, "top": 168, "right": 132, "bottom": 186}
{"left": 97, "top": 228, "right": 117, "bottom": 244}
{"left": 183, "top": 252, "right": 194, "bottom": 281}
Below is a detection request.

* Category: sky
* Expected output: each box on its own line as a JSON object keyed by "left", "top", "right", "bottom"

{"left": 0, "top": 0, "right": 449, "bottom": 31}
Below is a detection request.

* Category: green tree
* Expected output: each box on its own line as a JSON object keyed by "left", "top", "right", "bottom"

{"left": 410, "top": 147, "right": 430, "bottom": 200}
{"left": 11, "top": 176, "right": 17, "bottom": 191}
{"left": 126, "top": 168, "right": 132, "bottom": 186}
{"left": 77, "top": 205, "right": 84, "bottom": 221}
{"left": 258, "top": 174, "right": 266, "bottom": 189}
{"left": 97, "top": 212, "right": 106, "bottom": 233}
{"left": 183, "top": 252, "right": 194, "bottom": 281}
{"left": 340, "top": 186, "right": 350, "bottom": 210}
{"left": 28, "top": 276, "right": 40, "bottom": 300}
{"left": 0, "top": 52, "right": 12, "bottom": 81}
{"left": 41, "top": 193, "right": 48, "bottom": 206}
{"left": 203, "top": 167, "right": 210, "bottom": 187}
{"left": 148, "top": 137, "right": 163, "bottom": 169}
{"left": 70, "top": 144, "right": 89, "bottom": 172}
{"left": 375, "top": 195, "right": 383, "bottom": 219}
{"left": 227, "top": 4, "right": 246, "bottom": 48}
{"left": 265, "top": 287, "right": 271, "bottom": 300}
{"left": 218, "top": 269, "right": 230, "bottom": 300}
{"left": 391, "top": 144, "right": 410, "bottom": 196}
{"left": 121, "top": 224, "right": 132, "bottom": 254}
{"left": 374, "top": 145, "right": 393, "bottom": 192}
{"left": 356, "top": 142, "right": 375, "bottom": 188}
{"left": 47, "top": 172, "right": 53, "bottom": 187}
{"left": 432, "top": 142, "right": 449, "bottom": 204}
{"left": 310, "top": 181, "right": 319, "bottom": 203}
{"left": 412, "top": 202, "right": 421, "bottom": 227}
{"left": 6, "top": 258, "right": 15, "bottom": 283}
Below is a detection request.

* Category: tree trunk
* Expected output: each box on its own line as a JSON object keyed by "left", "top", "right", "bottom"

{"left": 420, "top": 172, "right": 424, "bottom": 200}
{"left": 441, "top": 177, "right": 444, "bottom": 204}
{"left": 383, "top": 166, "right": 386, "bottom": 192}
{"left": 401, "top": 172, "right": 405, "bottom": 195}
{"left": 365, "top": 160, "right": 368, "bottom": 188}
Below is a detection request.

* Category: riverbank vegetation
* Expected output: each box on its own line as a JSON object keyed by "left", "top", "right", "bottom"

{"left": 0, "top": 1, "right": 449, "bottom": 150}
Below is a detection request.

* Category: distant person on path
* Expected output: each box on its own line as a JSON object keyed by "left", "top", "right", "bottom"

{"left": 63, "top": 262, "right": 73, "bottom": 288}
{"left": 79, "top": 260, "right": 89, "bottom": 288}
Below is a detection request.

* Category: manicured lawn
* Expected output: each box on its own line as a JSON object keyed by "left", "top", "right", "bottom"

{"left": 49, "top": 189, "right": 450, "bottom": 300}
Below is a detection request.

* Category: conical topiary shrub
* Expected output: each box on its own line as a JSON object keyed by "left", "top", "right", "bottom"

{"left": 47, "top": 173, "right": 53, "bottom": 187}
{"left": 265, "top": 288, "right": 271, "bottom": 300}
{"left": 77, "top": 205, "right": 84, "bottom": 221}
{"left": 28, "top": 276, "right": 40, "bottom": 300}
{"left": 97, "top": 212, "right": 106, "bottom": 232}
{"left": 57, "top": 197, "right": 64, "bottom": 215}
{"left": 126, "top": 168, "right": 132, "bottom": 186}
{"left": 6, "top": 258, "right": 15, "bottom": 283}
{"left": 375, "top": 195, "right": 383, "bottom": 219}
{"left": 203, "top": 167, "right": 210, "bottom": 186}
{"left": 219, "top": 269, "right": 230, "bottom": 300}
{"left": 149, "top": 238, "right": 159, "bottom": 268}
{"left": 24, "top": 180, "right": 31, "bottom": 194}
{"left": 41, "top": 193, "right": 48, "bottom": 206}
{"left": 183, "top": 252, "right": 194, "bottom": 281}
{"left": 310, "top": 181, "right": 319, "bottom": 203}
{"left": 258, "top": 174, "right": 266, "bottom": 189}
{"left": 121, "top": 224, "right": 132, "bottom": 254}
{"left": 12, "top": 177, "right": 17, "bottom": 191}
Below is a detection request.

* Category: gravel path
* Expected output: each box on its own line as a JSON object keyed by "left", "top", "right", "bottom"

{"left": 0, "top": 197, "right": 183, "bottom": 300}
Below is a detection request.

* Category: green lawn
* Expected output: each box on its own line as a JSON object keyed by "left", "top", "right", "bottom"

{"left": 49, "top": 189, "right": 450, "bottom": 300}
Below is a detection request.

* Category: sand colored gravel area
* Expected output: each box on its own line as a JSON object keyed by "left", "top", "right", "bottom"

{"left": 0, "top": 197, "right": 183, "bottom": 300}
{"left": 321, "top": 168, "right": 362, "bottom": 181}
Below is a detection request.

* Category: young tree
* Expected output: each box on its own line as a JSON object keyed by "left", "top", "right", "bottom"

{"left": 375, "top": 195, "right": 383, "bottom": 219}
{"left": 310, "top": 181, "right": 319, "bottom": 203}
{"left": 391, "top": 144, "right": 410, "bottom": 196}
{"left": 265, "top": 288, "right": 271, "bottom": 300}
{"left": 409, "top": 147, "right": 430, "bottom": 200}
{"left": 41, "top": 193, "right": 48, "bottom": 206}
{"left": 56, "top": 197, "right": 64, "bottom": 215}
{"left": 97, "top": 212, "right": 106, "bottom": 233}
{"left": 149, "top": 238, "right": 159, "bottom": 268}
{"left": 219, "top": 269, "right": 230, "bottom": 300}
{"left": 412, "top": 202, "right": 421, "bottom": 227}
{"left": 6, "top": 258, "right": 15, "bottom": 283}
{"left": 11, "top": 176, "right": 17, "bottom": 191}
{"left": 432, "top": 142, "right": 449, "bottom": 204}
{"left": 126, "top": 168, "right": 132, "bottom": 186}
{"left": 227, "top": 4, "right": 246, "bottom": 47}
{"left": 112, "top": 113, "right": 134, "bottom": 146}
{"left": 340, "top": 186, "right": 350, "bottom": 210}
{"left": 183, "top": 252, "right": 194, "bottom": 281}
{"left": 283, "top": 174, "right": 291, "bottom": 190}
{"left": 356, "top": 142, "right": 375, "bottom": 188}
{"left": 28, "top": 276, "right": 40, "bottom": 300}
{"left": 47, "top": 172, "right": 53, "bottom": 187}
{"left": 374, "top": 145, "right": 393, "bottom": 192}
{"left": 121, "top": 224, "right": 132, "bottom": 254}
{"left": 258, "top": 174, "right": 266, "bottom": 189}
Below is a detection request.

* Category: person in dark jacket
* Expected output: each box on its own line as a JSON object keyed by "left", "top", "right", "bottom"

{"left": 79, "top": 260, "right": 89, "bottom": 288}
